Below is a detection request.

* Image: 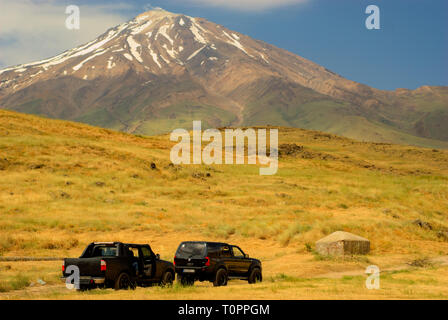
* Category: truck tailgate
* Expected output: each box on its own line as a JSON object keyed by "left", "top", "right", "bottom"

{"left": 64, "top": 257, "right": 103, "bottom": 277}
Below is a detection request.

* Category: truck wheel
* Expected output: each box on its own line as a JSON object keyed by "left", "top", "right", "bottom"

{"left": 179, "top": 275, "right": 195, "bottom": 286}
{"left": 114, "top": 272, "right": 135, "bottom": 290}
{"left": 78, "top": 284, "right": 90, "bottom": 291}
{"left": 161, "top": 270, "right": 174, "bottom": 286}
{"left": 213, "top": 268, "right": 228, "bottom": 287}
{"left": 248, "top": 268, "right": 262, "bottom": 284}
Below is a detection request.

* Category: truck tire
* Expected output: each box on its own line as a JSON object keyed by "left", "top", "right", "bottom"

{"left": 161, "top": 270, "right": 174, "bottom": 286}
{"left": 248, "top": 268, "right": 262, "bottom": 284}
{"left": 78, "top": 284, "right": 90, "bottom": 291}
{"left": 114, "top": 272, "right": 135, "bottom": 290}
{"left": 179, "top": 275, "right": 195, "bottom": 286}
{"left": 213, "top": 268, "right": 228, "bottom": 287}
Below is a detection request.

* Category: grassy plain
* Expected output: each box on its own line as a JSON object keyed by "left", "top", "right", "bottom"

{"left": 0, "top": 109, "right": 447, "bottom": 299}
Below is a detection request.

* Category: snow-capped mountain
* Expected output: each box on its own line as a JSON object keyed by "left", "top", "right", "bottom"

{"left": 1, "top": 9, "right": 447, "bottom": 146}
{"left": 0, "top": 9, "right": 358, "bottom": 97}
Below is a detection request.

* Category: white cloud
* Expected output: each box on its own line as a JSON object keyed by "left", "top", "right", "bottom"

{"left": 175, "top": 0, "right": 309, "bottom": 11}
{"left": 0, "top": 0, "right": 133, "bottom": 68}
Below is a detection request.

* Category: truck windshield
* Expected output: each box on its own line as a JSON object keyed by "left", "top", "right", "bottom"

{"left": 176, "top": 242, "right": 206, "bottom": 258}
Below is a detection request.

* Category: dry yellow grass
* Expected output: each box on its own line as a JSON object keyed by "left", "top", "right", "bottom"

{"left": 0, "top": 109, "right": 447, "bottom": 299}
{"left": 1, "top": 261, "right": 447, "bottom": 300}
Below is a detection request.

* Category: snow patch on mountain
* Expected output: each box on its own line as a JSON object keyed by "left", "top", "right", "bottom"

{"left": 131, "top": 20, "right": 153, "bottom": 35}
{"left": 160, "top": 54, "right": 170, "bottom": 65}
{"left": 29, "top": 70, "right": 43, "bottom": 78}
{"left": 260, "top": 53, "right": 269, "bottom": 64}
{"left": 163, "top": 44, "right": 177, "bottom": 60}
{"left": 135, "top": 15, "right": 149, "bottom": 23}
{"left": 73, "top": 50, "right": 108, "bottom": 71}
{"left": 0, "top": 22, "right": 130, "bottom": 75}
{"left": 69, "top": 24, "right": 128, "bottom": 61}
{"left": 127, "top": 36, "right": 143, "bottom": 63}
{"left": 187, "top": 45, "right": 206, "bottom": 61}
{"left": 147, "top": 44, "right": 162, "bottom": 68}
{"left": 107, "top": 57, "right": 116, "bottom": 69}
{"left": 222, "top": 31, "right": 253, "bottom": 58}
{"left": 157, "top": 25, "right": 174, "bottom": 45}
{"left": 190, "top": 21, "right": 207, "bottom": 44}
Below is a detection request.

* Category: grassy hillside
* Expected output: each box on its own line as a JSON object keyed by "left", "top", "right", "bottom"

{"left": 3, "top": 75, "right": 448, "bottom": 150}
{"left": 242, "top": 82, "right": 448, "bottom": 149}
{"left": 0, "top": 109, "right": 447, "bottom": 299}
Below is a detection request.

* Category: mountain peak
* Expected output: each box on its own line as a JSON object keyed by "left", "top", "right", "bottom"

{"left": 134, "top": 8, "right": 179, "bottom": 22}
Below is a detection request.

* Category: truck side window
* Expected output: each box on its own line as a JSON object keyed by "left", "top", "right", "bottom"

{"left": 141, "top": 247, "right": 153, "bottom": 258}
{"left": 207, "top": 246, "right": 219, "bottom": 258}
{"left": 128, "top": 247, "right": 140, "bottom": 259}
{"left": 232, "top": 247, "right": 245, "bottom": 258}
{"left": 221, "top": 246, "right": 232, "bottom": 258}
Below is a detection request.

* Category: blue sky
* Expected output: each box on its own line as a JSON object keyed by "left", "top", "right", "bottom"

{"left": 1, "top": 0, "right": 447, "bottom": 90}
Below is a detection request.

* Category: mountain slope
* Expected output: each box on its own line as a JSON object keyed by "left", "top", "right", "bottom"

{"left": 0, "top": 9, "right": 447, "bottom": 148}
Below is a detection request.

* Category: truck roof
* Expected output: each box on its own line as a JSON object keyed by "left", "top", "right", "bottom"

{"left": 180, "top": 241, "right": 230, "bottom": 246}
{"left": 91, "top": 242, "right": 148, "bottom": 246}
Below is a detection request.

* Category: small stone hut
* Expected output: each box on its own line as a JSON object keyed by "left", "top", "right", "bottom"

{"left": 315, "top": 231, "right": 370, "bottom": 256}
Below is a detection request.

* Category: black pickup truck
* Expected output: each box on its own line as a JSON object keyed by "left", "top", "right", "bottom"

{"left": 174, "top": 241, "right": 262, "bottom": 286}
{"left": 62, "top": 242, "right": 175, "bottom": 290}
